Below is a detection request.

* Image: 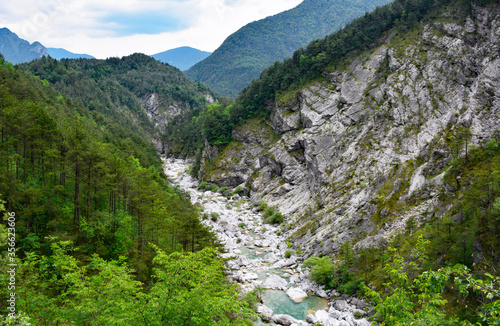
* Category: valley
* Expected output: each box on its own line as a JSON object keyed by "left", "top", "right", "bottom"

{"left": 0, "top": 0, "right": 499, "bottom": 324}
{"left": 163, "top": 158, "right": 371, "bottom": 326}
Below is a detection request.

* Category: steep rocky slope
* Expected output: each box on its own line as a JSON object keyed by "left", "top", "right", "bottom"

{"left": 197, "top": 2, "right": 500, "bottom": 257}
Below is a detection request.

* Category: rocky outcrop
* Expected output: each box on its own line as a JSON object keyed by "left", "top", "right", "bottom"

{"left": 140, "top": 93, "right": 190, "bottom": 132}
{"left": 140, "top": 92, "right": 206, "bottom": 155}
{"left": 198, "top": 4, "right": 500, "bottom": 256}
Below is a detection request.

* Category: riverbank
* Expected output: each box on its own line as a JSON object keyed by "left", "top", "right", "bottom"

{"left": 163, "top": 158, "right": 372, "bottom": 326}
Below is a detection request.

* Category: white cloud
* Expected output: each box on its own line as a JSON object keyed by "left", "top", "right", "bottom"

{"left": 0, "top": 0, "right": 303, "bottom": 58}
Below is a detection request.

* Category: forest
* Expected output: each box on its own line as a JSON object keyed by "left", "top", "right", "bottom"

{"left": 185, "top": 0, "right": 392, "bottom": 98}
{"left": 0, "top": 56, "right": 258, "bottom": 325}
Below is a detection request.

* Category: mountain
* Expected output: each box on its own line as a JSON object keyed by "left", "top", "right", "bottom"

{"left": 185, "top": 0, "right": 500, "bottom": 323}
{"left": 0, "top": 54, "right": 246, "bottom": 325}
{"left": 47, "top": 47, "right": 95, "bottom": 60}
{"left": 152, "top": 46, "right": 211, "bottom": 71}
{"left": 20, "top": 53, "right": 216, "bottom": 155}
{"left": 0, "top": 27, "right": 48, "bottom": 64}
{"left": 185, "top": 0, "right": 393, "bottom": 98}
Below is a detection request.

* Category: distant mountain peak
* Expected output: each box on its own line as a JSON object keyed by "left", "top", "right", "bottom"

{"left": 0, "top": 27, "right": 49, "bottom": 64}
{"left": 151, "top": 47, "right": 211, "bottom": 71}
{"left": 47, "top": 48, "right": 95, "bottom": 60}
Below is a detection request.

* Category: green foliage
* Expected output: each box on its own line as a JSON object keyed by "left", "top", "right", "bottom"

{"left": 284, "top": 250, "right": 295, "bottom": 259}
{"left": 0, "top": 55, "right": 219, "bottom": 287}
{"left": 198, "top": 181, "right": 220, "bottom": 192}
{"left": 303, "top": 256, "right": 335, "bottom": 286}
{"left": 19, "top": 55, "right": 213, "bottom": 160}
{"left": 210, "top": 212, "right": 220, "bottom": 222}
{"left": 202, "top": 104, "right": 233, "bottom": 146}
{"left": 268, "top": 211, "right": 284, "bottom": 225}
{"left": 231, "top": 185, "right": 245, "bottom": 196}
{"left": 238, "top": 222, "right": 247, "bottom": 228}
{"left": 145, "top": 245, "right": 256, "bottom": 325}
{"left": 303, "top": 243, "right": 364, "bottom": 294}
{"left": 364, "top": 236, "right": 500, "bottom": 325}
{"left": 0, "top": 241, "right": 256, "bottom": 325}
{"left": 256, "top": 202, "right": 268, "bottom": 211}
{"left": 259, "top": 203, "right": 284, "bottom": 224}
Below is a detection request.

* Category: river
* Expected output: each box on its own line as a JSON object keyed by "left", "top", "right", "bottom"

{"left": 163, "top": 158, "right": 371, "bottom": 326}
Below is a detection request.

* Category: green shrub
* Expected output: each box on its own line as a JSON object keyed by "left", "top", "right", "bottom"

{"left": 303, "top": 256, "right": 334, "bottom": 286}
{"left": 263, "top": 207, "right": 274, "bottom": 218}
{"left": 231, "top": 186, "right": 244, "bottom": 196}
{"left": 208, "top": 184, "right": 219, "bottom": 192}
{"left": 267, "top": 211, "right": 284, "bottom": 224}
{"left": 197, "top": 181, "right": 208, "bottom": 190}
{"left": 210, "top": 212, "right": 220, "bottom": 222}
{"left": 284, "top": 250, "right": 295, "bottom": 259}
{"left": 257, "top": 202, "right": 268, "bottom": 211}
{"left": 338, "top": 279, "right": 363, "bottom": 295}
{"left": 238, "top": 222, "right": 246, "bottom": 228}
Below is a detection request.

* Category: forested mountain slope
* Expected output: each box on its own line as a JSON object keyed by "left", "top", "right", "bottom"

{"left": 20, "top": 53, "right": 214, "bottom": 153}
{"left": 0, "top": 55, "right": 256, "bottom": 325}
{"left": 185, "top": 0, "right": 392, "bottom": 98}
{"left": 193, "top": 0, "right": 500, "bottom": 323}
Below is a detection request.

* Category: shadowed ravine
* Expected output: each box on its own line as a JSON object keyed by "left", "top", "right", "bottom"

{"left": 163, "top": 158, "right": 371, "bottom": 326}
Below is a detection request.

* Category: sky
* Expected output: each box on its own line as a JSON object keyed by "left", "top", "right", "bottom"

{"left": 0, "top": 0, "right": 303, "bottom": 59}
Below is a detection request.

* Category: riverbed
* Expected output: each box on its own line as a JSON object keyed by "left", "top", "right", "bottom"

{"left": 163, "top": 158, "right": 371, "bottom": 326}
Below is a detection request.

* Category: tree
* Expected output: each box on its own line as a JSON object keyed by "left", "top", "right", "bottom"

{"left": 143, "top": 245, "right": 256, "bottom": 326}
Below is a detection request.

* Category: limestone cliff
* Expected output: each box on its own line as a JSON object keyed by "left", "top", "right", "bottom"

{"left": 198, "top": 3, "right": 500, "bottom": 257}
{"left": 140, "top": 91, "right": 216, "bottom": 154}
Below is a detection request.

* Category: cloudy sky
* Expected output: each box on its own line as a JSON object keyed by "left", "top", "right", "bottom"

{"left": 0, "top": 0, "right": 303, "bottom": 58}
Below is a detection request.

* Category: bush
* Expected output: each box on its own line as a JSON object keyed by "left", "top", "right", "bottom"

{"left": 257, "top": 202, "right": 268, "bottom": 211}
{"left": 267, "top": 211, "right": 284, "bottom": 224}
{"left": 284, "top": 250, "right": 295, "bottom": 259}
{"left": 197, "top": 181, "right": 208, "bottom": 190}
{"left": 303, "top": 256, "right": 334, "bottom": 287}
{"left": 263, "top": 206, "right": 274, "bottom": 218}
{"left": 238, "top": 222, "right": 246, "bottom": 228}
{"left": 338, "top": 279, "right": 363, "bottom": 295}
{"left": 231, "top": 186, "right": 244, "bottom": 196}
{"left": 210, "top": 212, "right": 219, "bottom": 222}
{"left": 207, "top": 184, "right": 219, "bottom": 192}
{"left": 197, "top": 182, "right": 219, "bottom": 192}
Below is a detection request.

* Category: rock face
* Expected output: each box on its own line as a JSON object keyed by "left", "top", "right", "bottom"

{"left": 140, "top": 93, "right": 189, "bottom": 154}
{"left": 198, "top": 4, "right": 500, "bottom": 256}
